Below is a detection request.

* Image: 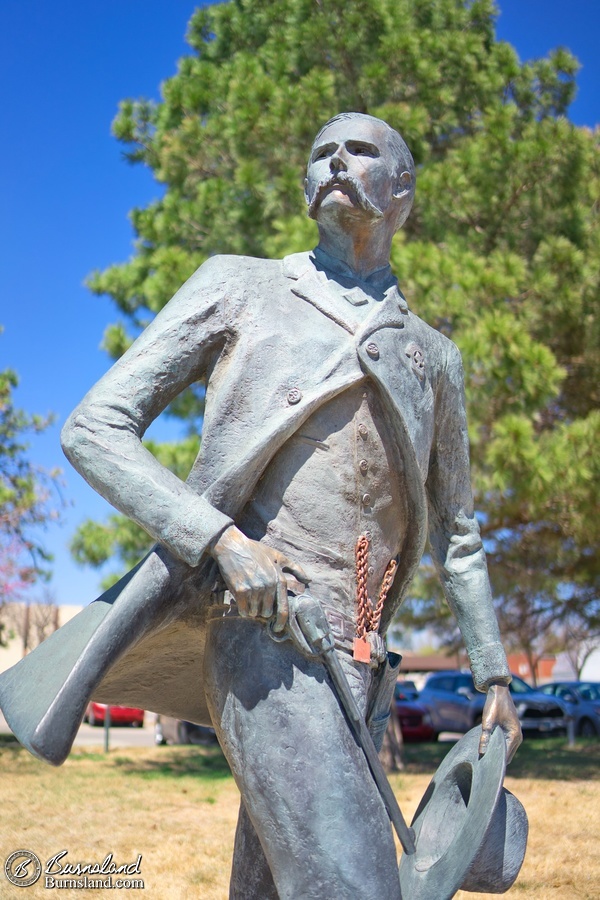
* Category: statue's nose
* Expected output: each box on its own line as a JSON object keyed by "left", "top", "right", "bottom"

{"left": 329, "top": 149, "right": 347, "bottom": 173}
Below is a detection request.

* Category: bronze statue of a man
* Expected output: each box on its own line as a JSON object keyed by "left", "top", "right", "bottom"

{"left": 0, "top": 113, "right": 522, "bottom": 899}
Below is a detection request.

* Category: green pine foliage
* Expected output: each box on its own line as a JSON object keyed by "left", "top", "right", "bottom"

{"left": 77, "top": 0, "right": 599, "bottom": 663}
{"left": 71, "top": 436, "right": 200, "bottom": 589}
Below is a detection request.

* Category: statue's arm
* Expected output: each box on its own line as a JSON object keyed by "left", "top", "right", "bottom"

{"left": 61, "top": 258, "right": 235, "bottom": 567}
{"left": 426, "top": 339, "right": 521, "bottom": 760}
{"left": 426, "top": 339, "right": 510, "bottom": 690}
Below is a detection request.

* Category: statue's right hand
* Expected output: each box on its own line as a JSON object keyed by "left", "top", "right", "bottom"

{"left": 209, "top": 525, "right": 309, "bottom": 633}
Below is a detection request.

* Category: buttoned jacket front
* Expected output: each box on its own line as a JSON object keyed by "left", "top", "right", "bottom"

{"left": 0, "top": 250, "right": 509, "bottom": 764}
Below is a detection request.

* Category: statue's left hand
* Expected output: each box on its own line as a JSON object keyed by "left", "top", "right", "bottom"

{"left": 478, "top": 684, "right": 522, "bottom": 764}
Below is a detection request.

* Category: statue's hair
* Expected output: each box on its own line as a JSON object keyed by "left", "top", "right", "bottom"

{"left": 310, "top": 112, "right": 415, "bottom": 229}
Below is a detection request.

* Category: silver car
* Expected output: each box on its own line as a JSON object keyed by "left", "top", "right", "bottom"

{"left": 154, "top": 715, "right": 218, "bottom": 746}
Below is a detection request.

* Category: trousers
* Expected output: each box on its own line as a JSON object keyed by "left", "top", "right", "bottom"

{"left": 203, "top": 615, "right": 401, "bottom": 900}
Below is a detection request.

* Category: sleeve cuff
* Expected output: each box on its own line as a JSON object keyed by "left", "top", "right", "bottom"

{"left": 469, "top": 642, "right": 512, "bottom": 692}
{"left": 162, "top": 494, "right": 233, "bottom": 568}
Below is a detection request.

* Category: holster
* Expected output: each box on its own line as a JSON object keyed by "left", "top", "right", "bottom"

{"left": 366, "top": 651, "right": 402, "bottom": 752}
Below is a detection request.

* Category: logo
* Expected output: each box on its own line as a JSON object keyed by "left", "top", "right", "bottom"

{"left": 5, "top": 849, "right": 42, "bottom": 887}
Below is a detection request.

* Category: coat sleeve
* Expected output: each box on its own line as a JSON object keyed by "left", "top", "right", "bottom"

{"left": 61, "top": 256, "right": 237, "bottom": 568}
{"left": 426, "top": 338, "right": 511, "bottom": 691}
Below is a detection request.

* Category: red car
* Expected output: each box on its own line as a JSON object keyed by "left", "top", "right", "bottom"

{"left": 394, "top": 683, "right": 436, "bottom": 742}
{"left": 84, "top": 702, "right": 144, "bottom": 727}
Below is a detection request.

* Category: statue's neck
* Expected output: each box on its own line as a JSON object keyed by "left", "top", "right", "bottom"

{"left": 316, "top": 221, "right": 392, "bottom": 281}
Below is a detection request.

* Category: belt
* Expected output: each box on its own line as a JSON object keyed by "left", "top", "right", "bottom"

{"left": 209, "top": 591, "right": 386, "bottom": 668}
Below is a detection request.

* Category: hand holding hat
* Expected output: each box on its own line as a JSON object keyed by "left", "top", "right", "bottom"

{"left": 399, "top": 726, "right": 528, "bottom": 899}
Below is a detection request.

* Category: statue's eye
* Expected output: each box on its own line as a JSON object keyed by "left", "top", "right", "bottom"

{"left": 352, "top": 143, "right": 377, "bottom": 157}
{"left": 346, "top": 141, "right": 379, "bottom": 159}
{"left": 313, "top": 147, "right": 330, "bottom": 161}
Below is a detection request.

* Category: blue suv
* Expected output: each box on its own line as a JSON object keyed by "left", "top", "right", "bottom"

{"left": 418, "top": 670, "right": 567, "bottom": 738}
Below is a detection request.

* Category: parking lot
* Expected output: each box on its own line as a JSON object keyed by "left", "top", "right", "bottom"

{"left": 0, "top": 709, "right": 157, "bottom": 750}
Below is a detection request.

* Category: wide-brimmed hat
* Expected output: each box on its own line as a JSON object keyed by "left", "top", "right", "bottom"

{"left": 399, "top": 726, "right": 528, "bottom": 899}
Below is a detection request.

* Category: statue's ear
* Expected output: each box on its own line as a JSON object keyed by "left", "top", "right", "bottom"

{"left": 393, "top": 170, "right": 412, "bottom": 199}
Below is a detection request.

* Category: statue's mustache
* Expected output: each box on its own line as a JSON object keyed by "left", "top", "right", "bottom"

{"left": 307, "top": 172, "right": 384, "bottom": 219}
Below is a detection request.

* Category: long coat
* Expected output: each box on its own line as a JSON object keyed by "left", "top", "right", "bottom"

{"left": 0, "top": 251, "right": 509, "bottom": 765}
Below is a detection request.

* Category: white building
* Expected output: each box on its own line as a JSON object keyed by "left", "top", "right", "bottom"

{"left": 0, "top": 603, "right": 83, "bottom": 674}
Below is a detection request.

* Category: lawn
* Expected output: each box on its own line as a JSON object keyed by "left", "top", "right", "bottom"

{"left": 0, "top": 735, "right": 598, "bottom": 899}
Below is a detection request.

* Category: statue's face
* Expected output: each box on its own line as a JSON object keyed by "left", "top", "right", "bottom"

{"left": 305, "top": 118, "right": 401, "bottom": 223}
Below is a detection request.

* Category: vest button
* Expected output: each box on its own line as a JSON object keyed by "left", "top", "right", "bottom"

{"left": 366, "top": 342, "right": 380, "bottom": 360}
{"left": 362, "top": 493, "right": 372, "bottom": 507}
{"left": 359, "top": 459, "right": 368, "bottom": 474}
{"left": 287, "top": 388, "right": 302, "bottom": 405}
{"left": 358, "top": 424, "right": 368, "bottom": 438}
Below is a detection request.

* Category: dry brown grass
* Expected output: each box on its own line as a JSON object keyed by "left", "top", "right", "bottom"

{"left": 0, "top": 738, "right": 598, "bottom": 899}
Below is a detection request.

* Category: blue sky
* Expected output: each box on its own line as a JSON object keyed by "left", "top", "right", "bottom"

{"left": 1, "top": 0, "right": 598, "bottom": 605}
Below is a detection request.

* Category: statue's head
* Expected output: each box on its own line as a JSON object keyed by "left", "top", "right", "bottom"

{"left": 305, "top": 112, "right": 415, "bottom": 233}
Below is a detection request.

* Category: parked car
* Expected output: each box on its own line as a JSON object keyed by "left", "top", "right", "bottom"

{"left": 393, "top": 680, "right": 420, "bottom": 702}
{"left": 154, "top": 715, "right": 218, "bottom": 746}
{"left": 84, "top": 702, "right": 144, "bottom": 727}
{"left": 539, "top": 682, "right": 600, "bottom": 737}
{"left": 577, "top": 682, "right": 600, "bottom": 701}
{"left": 393, "top": 684, "right": 435, "bottom": 742}
{"left": 418, "top": 670, "right": 567, "bottom": 738}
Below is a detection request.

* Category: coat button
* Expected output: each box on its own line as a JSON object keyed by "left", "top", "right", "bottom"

{"left": 358, "top": 424, "right": 368, "bottom": 438}
{"left": 359, "top": 459, "right": 368, "bottom": 474}
{"left": 362, "top": 493, "right": 372, "bottom": 506}
{"left": 366, "top": 342, "right": 380, "bottom": 360}
{"left": 287, "top": 388, "right": 302, "bottom": 405}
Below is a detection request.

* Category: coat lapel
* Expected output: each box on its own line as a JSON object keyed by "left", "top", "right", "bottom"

{"left": 285, "top": 257, "right": 358, "bottom": 334}
{"left": 283, "top": 251, "right": 409, "bottom": 337}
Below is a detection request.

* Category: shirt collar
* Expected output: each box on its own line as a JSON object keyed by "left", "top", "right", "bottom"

{"left": 312, "top": 246, "right": 395, "bottom": 291}
{"left": 310, "top": 246, "right": 408, "bottom": 312}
